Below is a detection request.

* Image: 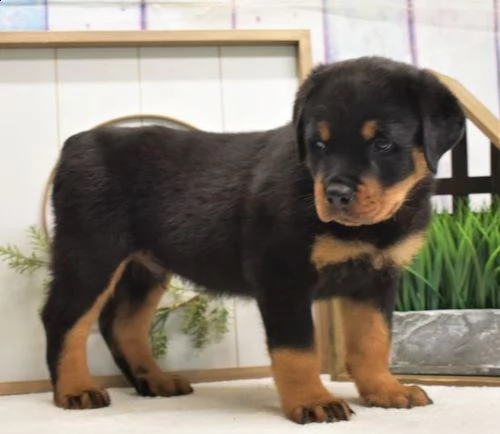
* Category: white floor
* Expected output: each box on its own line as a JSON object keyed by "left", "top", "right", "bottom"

{"left": 1, "top": 377, "right": 499, "bottom": 434}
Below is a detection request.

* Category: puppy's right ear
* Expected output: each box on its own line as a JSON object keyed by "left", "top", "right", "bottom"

{"left": 292, "top": 64, "right": 329, "bottom": 163}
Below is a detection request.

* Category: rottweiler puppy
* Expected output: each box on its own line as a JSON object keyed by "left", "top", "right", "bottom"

{"left": 41, "top": 56, "right": 465, "bottom": 424}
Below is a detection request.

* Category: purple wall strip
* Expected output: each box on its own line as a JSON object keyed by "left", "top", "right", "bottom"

{"left": 140, "top": 0, "right": 147, "bottom": 30}
{"left": 231, "top": 0, "right": 237, "bottom": 29}
{"left": 322, "top": 0, "right": 332, "bottom": 62}
{"left": 44, "top": 0, "right": 49, "bottom": 30}
{"left": 494, "top": 0, "right": 500, "bottom": 114}
{"left": 406, "top": 0, "right": 418, "bottom": 65}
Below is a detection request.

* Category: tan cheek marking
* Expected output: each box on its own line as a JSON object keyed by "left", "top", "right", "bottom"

{"left": 310, "top": 232, "right": 426, "bottom": 270}
{"left": 357, "top": 149, "right": 429, "bottom": 222}
{"left": 361, "top": 120, "right": 378, "bottom": 140}
{"left": 318, "top": 121, "right": 330, "bottom": 142}
{"left": 356, "top": 178, "right": 382, "bottom": 213}
{"left": 314, "top": 177, "right": 333, "bottom": 223}
{"left": 382, "top": 149, "right": 429, "bottom": 204}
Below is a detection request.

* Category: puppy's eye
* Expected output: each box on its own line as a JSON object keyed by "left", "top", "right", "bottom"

{"left": 372, "top": 138, "right": 394, "bottom": 152}
{"left": 316, "top": 141, "right": 326, "bottom": 150}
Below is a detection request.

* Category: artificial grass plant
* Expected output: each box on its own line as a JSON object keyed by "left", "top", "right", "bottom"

{"left": 397, "top": 196, "right": 500, "bottom": 311}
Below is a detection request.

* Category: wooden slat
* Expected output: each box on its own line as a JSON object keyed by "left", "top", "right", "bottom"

{"left": 491, "top": 144, "right": 500, "bottom": 194}
{"left": 0, "top": 30, "right": 310, "bottom": 48}
{"left": 450, "top": 131, "right": 469, "bottom": 209}
{"left": 434, "top": 177, "right": 492, "bottom": 195}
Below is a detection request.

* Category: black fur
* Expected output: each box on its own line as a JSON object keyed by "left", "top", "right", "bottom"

{"left": 41, "top": 56, "right": 465, "bottom": 408}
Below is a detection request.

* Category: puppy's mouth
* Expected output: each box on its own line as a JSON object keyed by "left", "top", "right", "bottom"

{"left": 313, "top": 177, "right": 404, "bottom": 226}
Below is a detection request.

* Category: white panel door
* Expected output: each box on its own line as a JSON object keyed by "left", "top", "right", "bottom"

{"left": 0, "top": 48, "right": 59, "bottom": 382}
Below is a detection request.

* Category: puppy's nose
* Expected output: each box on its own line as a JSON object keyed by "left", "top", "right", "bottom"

{"left": 326, "top": 179, "right": 355, "bottom": 207}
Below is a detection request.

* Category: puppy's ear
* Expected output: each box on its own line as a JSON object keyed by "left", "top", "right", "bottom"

{"left": 292, "top": 64, "right": 329, "bottom": 163}
{"left": 417, "top": 71, "right": 466, "bottom": 173}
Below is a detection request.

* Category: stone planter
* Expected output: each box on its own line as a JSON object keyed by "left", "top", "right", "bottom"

{"left": 389, "top": 309, "right": 500, "bottom": 376}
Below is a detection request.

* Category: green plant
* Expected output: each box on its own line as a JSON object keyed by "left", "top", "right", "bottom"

{"left": 397, "top": 196, "right": 500, "bottom": 311}
{"left": 0, "top": 225, "right": 229, "bottom": 359}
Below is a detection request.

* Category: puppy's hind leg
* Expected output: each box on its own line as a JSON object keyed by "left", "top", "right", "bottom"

{"left": 41, "top": 237, "right": 131, "bottom": 409}
{"left": 99, "top": 260, "right": 193, "bottom": 398}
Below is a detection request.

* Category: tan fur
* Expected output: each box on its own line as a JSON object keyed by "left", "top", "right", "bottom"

{"left": 339, "top": 298, "right": 432, "bottom": 408}
{"left": 313, "top": 149, "right": 429, "bottom": 226}
{"left": 355, "top": 149, "right": 429, "bottom": 224}
{"left": 132, "top": 251, "right": 168, "bottom": 276}
{"left": 361, "top": 120, "right": 378, "bottom": 140}
{"left": 318, "top": 121, "right": 330, "bottom": 142}
{"left": 270, "top": 349, "right": 352, "bottom": 422}
{"left": 112, "top": 276, "right": 192, "bottom": 396}
{"left": 311, "top": 232, "right": 426, "bottom": 270}
{"left": 314, "top": 177, "right": 332, "bottom": 223}
{"left": 55, "top": 258, "right": 130, "bottom": 407}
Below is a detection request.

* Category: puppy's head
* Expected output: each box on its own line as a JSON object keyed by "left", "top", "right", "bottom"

{"left": 293, "top": 56, "right": 465, "bottom": 226}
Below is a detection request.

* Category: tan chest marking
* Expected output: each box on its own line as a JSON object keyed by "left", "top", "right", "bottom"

{"left": 311, "top": 232, "right": 426, "bottom": 270}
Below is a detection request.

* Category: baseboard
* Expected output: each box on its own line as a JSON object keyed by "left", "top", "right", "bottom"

{"left": 0, "top": 365, "right": 272, "bottom": 396}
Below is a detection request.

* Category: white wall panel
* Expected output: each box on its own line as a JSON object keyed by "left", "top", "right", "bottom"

{"left": 139, "top": 46, "right": 224, "bottom": 131}
{"left": 56, "top": 47, "right": 141, "bottom": 142}
{"left": 234, "top": 299, "right": 269, "bottom": 367}
{"left": 219, "top": 45, "right": 298, "bottom": 132}
{"left": 0, "top": 49, "right": 59, "bottom": 382}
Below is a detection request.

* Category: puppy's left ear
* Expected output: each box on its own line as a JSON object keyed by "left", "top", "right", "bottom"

{"left": 417, "top": 71, "right": 466, "bottom": 173}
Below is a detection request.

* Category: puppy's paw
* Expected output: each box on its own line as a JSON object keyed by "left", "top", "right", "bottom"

{"left": 289, "top": 398, "right": 355, "bottom": 424}
{"left": 135, "top": 368, "right": 194, "bottom": 397}
{"left": 56, "top": 387, "right": 110, "bottom": 409}
{"left": 362, "top": 383, "right": 432, "bottom": 409}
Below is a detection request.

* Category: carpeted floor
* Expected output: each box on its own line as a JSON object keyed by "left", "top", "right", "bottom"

{"left": 1, "top": 377, "right": 499, "bottom": 433}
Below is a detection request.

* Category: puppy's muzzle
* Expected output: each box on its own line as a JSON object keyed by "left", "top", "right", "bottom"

{"left": 325, "top": 177, "right": 356, "bottom": 210}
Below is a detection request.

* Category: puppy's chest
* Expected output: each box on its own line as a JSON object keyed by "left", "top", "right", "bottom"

{"left": 310, "top": 232, "right": 425, "bottom": 298}
{"left": 311, "top": 232, "right": 425, "bottom": 271}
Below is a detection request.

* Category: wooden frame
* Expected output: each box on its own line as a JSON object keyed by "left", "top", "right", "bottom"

{"left": 329, "top": 71, "right": 500, "bottom": 387}
{"left": 0, "top": 29, "right": 313, "bottom": 82}
{"left": 0, "top": 29, "right": 322, "bottom": 395}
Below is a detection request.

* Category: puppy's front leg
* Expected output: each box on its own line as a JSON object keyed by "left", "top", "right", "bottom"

{"left": 339, "top": 297, "right": 433, "bottom": 408}
{"left": 258, "top": 291, "right": 353, "bottom": 424}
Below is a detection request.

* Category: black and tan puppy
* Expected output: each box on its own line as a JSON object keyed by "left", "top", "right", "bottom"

{"left": 41, "top": 56, "right": 465, "bottom": 424}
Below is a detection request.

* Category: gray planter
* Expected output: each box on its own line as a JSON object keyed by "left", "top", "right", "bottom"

{"left": 389, "top": 309, "right": 500, "bottom": 376}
